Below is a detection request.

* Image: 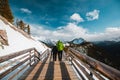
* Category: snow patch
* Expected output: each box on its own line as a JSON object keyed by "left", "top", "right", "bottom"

{"left": 0, "top": 19, "right": 48, "bottom": 56}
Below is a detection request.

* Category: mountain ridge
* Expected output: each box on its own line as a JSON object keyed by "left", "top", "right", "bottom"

{"left": 67, "top": 38, "right": 120, "bottom": 70}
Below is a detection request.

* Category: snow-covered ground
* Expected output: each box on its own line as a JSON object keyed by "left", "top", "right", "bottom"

{"left": 0, "top": 16, "right": 48, "bottom": 56}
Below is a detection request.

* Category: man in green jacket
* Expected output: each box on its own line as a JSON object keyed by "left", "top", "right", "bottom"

{"left": 56, "top": 40, "right": 64, "bottom": 61}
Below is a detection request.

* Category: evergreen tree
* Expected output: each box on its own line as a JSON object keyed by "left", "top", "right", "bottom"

{"left": 18, "top": 20, "right": 25, "bottom": 30}
{"left": 0, "top": 0, "right": 14, "bottom": 23}
{"left": 27, "top": 25, "right": 30, "bottom": 35}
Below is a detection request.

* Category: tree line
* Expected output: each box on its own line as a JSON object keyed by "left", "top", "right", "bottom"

{"left": 16, "top": 19, "right": 30, "bottom": 35}
{"left": 0, "top": 0, "right": 30, "bottom": 35}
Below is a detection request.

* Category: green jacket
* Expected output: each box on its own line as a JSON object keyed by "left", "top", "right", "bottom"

{"left": 56, "top": 41, "right": 64, "bottom": 51}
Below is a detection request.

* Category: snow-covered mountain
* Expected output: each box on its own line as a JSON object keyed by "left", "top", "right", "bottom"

{"left": 40, "top": 39, "right": 56, "bottom": 48}
{"left": 41, "top": 38, "right": 86, "bottom": 47}
{"left": 69, "top": 38, "right": 85, "bottom": 45}
{"left": 0, "top": 16, "right": 48, "bottom": 56}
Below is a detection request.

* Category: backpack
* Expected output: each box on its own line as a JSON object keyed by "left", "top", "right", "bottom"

{"left": 57, "top": 41, "right": 64, "bottom": 51}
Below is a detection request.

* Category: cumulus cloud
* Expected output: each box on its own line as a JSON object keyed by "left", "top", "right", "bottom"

{"left": 86, "top": 27, "right": 120, "bottom": 41}
{"left": 86, "top": 9, "right": 100, "bottom": 21}
{"left": 30, "top": 23, "right": 87, "bottom": 41}
{"left": 70, "top": 13, "right": 84, "bottom": 23}
{"left": 20, "top": 8, "right": 32, "bottom": 14}
{"left": 30, "top": 23, "right": 120, "bottom": 42}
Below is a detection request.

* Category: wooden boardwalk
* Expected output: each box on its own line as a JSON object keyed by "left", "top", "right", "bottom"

{"left": 1, "top": 48, "right": 120, "bottom": 80}
{"left": 19, "top": 55, "right": 79, "bottom": 80}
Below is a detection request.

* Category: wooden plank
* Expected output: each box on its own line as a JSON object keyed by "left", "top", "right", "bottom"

{"left": 65, "top": 61, "right": 79, "bottom": 80}
{"left": 54, "top": 61, "right": 62, "bottom": 79}
{"left": 38, "top": 55, "right": 51, "bottom": 79}
{"left": 19, "top": 53, "right": 49, "bottom": 80}
{"left": 18, "top": 61, "right": 42, "bottom": 80}
{"left": 38, "top": 62, "right": 49, "bottom": 79}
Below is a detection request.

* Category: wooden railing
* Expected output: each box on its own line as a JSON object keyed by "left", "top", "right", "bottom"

{"left": 65, "top": 48, "right": 120, "bottom": 80}
{"left": 0, "top": 48, "right": 49, "bottom": 80}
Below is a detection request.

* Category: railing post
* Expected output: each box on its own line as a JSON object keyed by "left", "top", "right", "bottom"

{"left": 34, "top": 49, "right": 37, "bottom": 63}
{"left": 33, "top": 49, "right": 36, "bottom": 62}
{"left": 34, "top": 49, "right": 41, "bottom": 61}
{"left": 29, "top": 51, "right": 32, "bottom": 66}
{"left": 70, "top": 57, "right": 73, "bottom": 65}
{"left": 47, "top": 49, "right": 49, "bottom": 56}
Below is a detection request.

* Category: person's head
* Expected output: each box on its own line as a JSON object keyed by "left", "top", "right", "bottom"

{"left": 58, "top": 40, "right": 62, "bottom": 43}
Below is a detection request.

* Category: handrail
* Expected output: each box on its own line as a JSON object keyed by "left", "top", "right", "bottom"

{"left": 0, "top": 48, "right": 35, "bottom": 63}
{"left": 0, "top": 48, "right": 48, "bottom": 80}
{"left": 40, "top": 49, "right": 49, "bottom": 61}
{"left": 67, "top": 48, "right": 120, "bottom": 80}
{"left": 34, "top": 48, "right": 49, "bottom": 61}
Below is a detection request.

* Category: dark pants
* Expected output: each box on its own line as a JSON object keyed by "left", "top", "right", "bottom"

{"left": 53, "top": 53, "right": 57, "bottom": 61}
{"left": 58, "top": 51, "right": 63, "bottom": 61}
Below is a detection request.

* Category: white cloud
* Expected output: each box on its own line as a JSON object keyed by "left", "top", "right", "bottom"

{"left": 86, "top": 9, "right": 100, "bottom": 21}
{"left": 85, "top": 27, "right": 120, "bottom": 41}
{"left": 30, "top": 23, "right": 87, "bottom": 41}
{"left": 20, "top": 8, "right": 32, "bottom": 14}
{"left": 30, "top": 23, "right": 120, "bottom": 42}
{"left": 70, "top": 13, "right": 84, "bottom": 23}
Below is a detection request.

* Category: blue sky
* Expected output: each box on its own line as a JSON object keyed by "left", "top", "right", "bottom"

{"left": 9, "top": 0, "right": 120, "bottom": 41}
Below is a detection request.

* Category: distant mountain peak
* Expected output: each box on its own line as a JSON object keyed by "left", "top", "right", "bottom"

{"left": 113, "top": 37, "right": 120, "bottom": 42}
{"left": 70, "top": 38, "right": 85, "bottom": 44}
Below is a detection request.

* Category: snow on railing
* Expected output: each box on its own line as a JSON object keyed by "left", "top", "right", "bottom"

{"left": 0, "top": 48, "right": 49, "bottom": 80}
{"left": 65, "top": 47, "right": 120, "bottom": 80}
